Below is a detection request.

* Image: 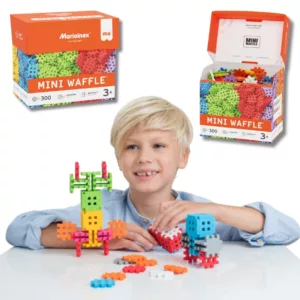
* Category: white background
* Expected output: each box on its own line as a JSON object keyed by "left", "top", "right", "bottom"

{"left": 1, "top": 0, "right": 299, "bottom": 258}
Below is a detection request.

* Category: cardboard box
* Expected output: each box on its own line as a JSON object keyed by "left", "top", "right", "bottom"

{"left": 11, "top": 11, "right": 120, "bottom": 108}
{"left": 200, "top": 11, "right": 290, "bottom": 143}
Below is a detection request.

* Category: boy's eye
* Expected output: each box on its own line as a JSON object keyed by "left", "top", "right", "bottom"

{"left": 154, "top": 144, "right": 165, "bottom": 148}
{"left": 126, "top": 145, "right": 138, "bottom": 150}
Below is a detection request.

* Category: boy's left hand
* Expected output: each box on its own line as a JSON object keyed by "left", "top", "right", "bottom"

{"left": 152, "top": 201, "right": 217, "bottom": 232}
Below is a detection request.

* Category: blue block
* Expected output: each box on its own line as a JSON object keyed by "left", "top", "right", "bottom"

{"left": 90, "top": 279, "right": 115, "bottom": 288}
{"left": 200, "top": 82, "right": 212, "bottom": 97}
{"left": 186, "top": 214, "right": 215, "bottom": 239}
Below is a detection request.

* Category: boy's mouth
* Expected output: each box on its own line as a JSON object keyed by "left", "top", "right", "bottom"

{"left": 134, "top": 171, "right": 159, "bottom": 177}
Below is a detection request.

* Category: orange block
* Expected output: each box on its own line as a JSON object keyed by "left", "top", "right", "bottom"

{"left": 56, "top": 221, "right": 76, "bottom": 241}
{"left": 164, "top": 265, "right": 188, "bottom": 275}
{"left": 102, "top": 272, "right": 126, "bottom": 281}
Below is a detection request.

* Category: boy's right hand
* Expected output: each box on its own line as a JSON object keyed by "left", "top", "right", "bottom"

{"left": 108, "top": 223, "right": 158, "bottom": 252}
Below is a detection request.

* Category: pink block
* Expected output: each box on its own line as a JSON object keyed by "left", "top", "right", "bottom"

{"left": 71, "top": 231, "right": 89, "bottom": 242}
{"left": 97, "top": 229, "right": 112, "bottom": 241}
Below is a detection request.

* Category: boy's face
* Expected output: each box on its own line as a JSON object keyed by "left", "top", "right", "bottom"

{"left": 117, "top": 125, "right": 189, "bottom": 194}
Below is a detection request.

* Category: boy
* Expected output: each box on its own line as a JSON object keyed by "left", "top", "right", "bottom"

{"left": 6, "top": 96, "right": 300, "bottom": 252}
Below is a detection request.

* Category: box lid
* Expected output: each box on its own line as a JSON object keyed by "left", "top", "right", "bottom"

{"left": 10, "top": 10, "right": 115, "bottom": 23}
{"left": 207, "top": 11, "right": 290, "bottom": 66}
{"left": 10, "top": 11, "right": 119, "bottom": 53}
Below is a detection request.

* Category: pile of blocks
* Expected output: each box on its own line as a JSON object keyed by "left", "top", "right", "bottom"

{"left": 91, "top": 254, "right": 188, "bottom": 288}
{"left": 181, "top": 214, "right": 222, "bottom": 269}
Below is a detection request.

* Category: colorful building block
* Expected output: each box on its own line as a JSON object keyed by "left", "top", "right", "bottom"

{"left": 148, "top": 225, "right": 182, "bottom": 253}
{"left": 181, "top": 213, "right": 222, "bottom": 269}
{"left": 186, "top": 214, "right": 215, "bottom": 239}
{"left": 90, "top": 279, "right": 115, "bottom": 288}
{"left": 56, "top": 161, "right": 127, "bottom": 257}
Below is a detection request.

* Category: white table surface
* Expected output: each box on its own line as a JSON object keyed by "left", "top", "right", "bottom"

{"left": 0, "top": 242, "right": 299, "bottom": 300}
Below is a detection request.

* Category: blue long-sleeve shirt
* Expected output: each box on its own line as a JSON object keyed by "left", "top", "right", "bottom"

{"left": 5, "top": 189, "right": 300, "bottom": 250}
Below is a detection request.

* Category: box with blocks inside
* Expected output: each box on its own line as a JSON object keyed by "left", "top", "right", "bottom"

{"left": 200, "top": 11, "right": 290, "bottom": 143}
{"left": 10, "top": 11, "right": 119, "bottom": 108}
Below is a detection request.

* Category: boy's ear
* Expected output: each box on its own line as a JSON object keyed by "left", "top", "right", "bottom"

{"left": 178, "top": 149, "right": 190, "bottom": 169}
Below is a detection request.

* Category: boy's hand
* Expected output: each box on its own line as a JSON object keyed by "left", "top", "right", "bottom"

{"left": 152, "top": 201, "right": 217, "bottom": 232}
{"left": 108, "top": 223, "right": 158, "bottom": 252}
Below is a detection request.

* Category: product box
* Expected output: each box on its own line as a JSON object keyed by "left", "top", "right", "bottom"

{"left": 200, "top": 11, "right": 290, "bottom": 143}
{"left": 10, "top": 11, "right": 119, "bottom": 108}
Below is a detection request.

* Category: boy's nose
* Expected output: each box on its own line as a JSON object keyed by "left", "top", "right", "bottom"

{"left": 137, "top": 148, "right": 153, "bottom": 164}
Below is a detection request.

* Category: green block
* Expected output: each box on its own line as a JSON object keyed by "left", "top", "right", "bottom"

{"left": 81, "top": 190, "right": 102, "bottom": 211}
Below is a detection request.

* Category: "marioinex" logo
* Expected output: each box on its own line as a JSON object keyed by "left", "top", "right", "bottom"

{"left": 59, "top": 33, "right": 90, "bottom": 39}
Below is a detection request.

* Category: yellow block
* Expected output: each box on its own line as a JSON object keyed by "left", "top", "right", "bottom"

{"left": 82, "top": 230, "right": 103, "bottom": 248}
{"left": 81, "top": 210, "right": 103, "bottom": 231}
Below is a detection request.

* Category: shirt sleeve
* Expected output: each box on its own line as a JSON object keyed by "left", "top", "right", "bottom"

{"left": 234, "top": 202, "right": 300, "bottom": 246}
{"left": 178, "top": 191, "right": 300, "bottom": 246}
{"left": 5, "top": 205, "right": 81, "bottom": 250}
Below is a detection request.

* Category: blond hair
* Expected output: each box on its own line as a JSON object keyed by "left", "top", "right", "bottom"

{"left": 110, "top": 96, "right": 193, "bottom": 157}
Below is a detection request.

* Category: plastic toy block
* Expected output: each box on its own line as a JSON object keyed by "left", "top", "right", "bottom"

{"left": 57, "top": 221, "right": 77, "bottom": 241}
{"left": 260, "top": 76, "right": 273, "bottom": 85}
{"left": 181, "top": 232, "right": 189, "bottom": 248}
{"left": 81, "top": 211, "right": 103, "bottom": 230}
{"left": 136, "top": 259, "right": 158, "bottom": 267}
{"left": 213, "top": 71, "right": 229, "bottom": 77}
{"left": 183, "top": 247, "right": 199, "bottom": 264}
{"left": 122, "top": 255, "right": 147, "bottom": 263}
{"left": 104, "top": 54, "right": 116, "bottom": 73}
{"left": 108, "top": 220, "right": 127, "bottom": 238}
{"left": 71, "top": 231, "right": 89, "bottom": 243}
{"left": 70, "top": 174, "right": 90, "bottom": 193}
{"left": 102, "top": 161, "right": 107, "bottom": 179}
{"left": 243, "top": 75, "right": 258, "bottom": 84}
{"left": 164, "top": 265, "right": 188, "bottom": 275}
{"left": 90, "top": 279, "right": 115, "bottom": 288}
{"left": 262, "top": 87, "right": 273, "bottom": 98}
{"left": 76, "top": 242, "right": 81, "bottom": 257}
{"left": 122, "top": 265, "right": 146, "bottom": 273}
{"left": 186, "top": 214, "right": 216, "bottom": 239}
{"left": 200, "top": 82, "right": 212, "bottom": 97}
{"left": 82, "top": 230, "right": 102, "bottom": 247}
{"left": 103, "top": 240, "right": 109, "bottom": 255}
{"left": 149, "top": 270, "right": 174, "bottom": 280}
{"left": 148, "top": 225, "right": 182, "bottom": 253}
{"left": 195, "top": 234, "right": 222, "bottom": 257}
{"left": 97, "top": 229, "right": 113, "bottom": 241}
{"left": 233, "top": 69, "right": 248, "bottom": 78}
{"left": 262, "top": 105, "right": 273, "bottom": 120}
{"left": 187, "top": 239, "right": 201, "bottom": 256}
{"left": 76, "top": 49, "right": 114, "bottom": 74}
{"left": 82, "top": 241, "right": 103, "bottom": 248}
{"left": 198, "top": 251, "right": 219, "bottom": 269}
{"left": 251, "top": 67, "right": 267, "bottom": 78}
{"left": 102, "top": 272, "right": 126, "bottom": 281}
{"left": 203, "top": 83, "right": 240, "bottom": 118}
{"left": 81, "top": 190, "right": 102, "bottom": 211}
{"left": 92, "top": 172, "right": 112, "bottom": 191}
{"left": 75, "top": 162, "right": 80, "bottom": 180}
{"left": 114, "top": 258, "right": 136, "bottom": 265}
{"left": 224, "top": 75, "right": 237, "bottom": 82}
